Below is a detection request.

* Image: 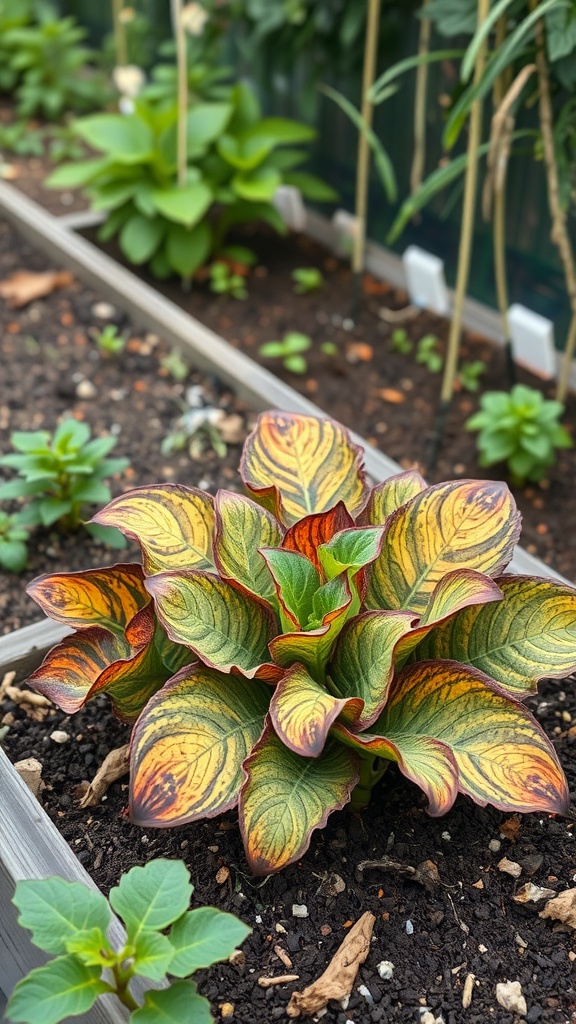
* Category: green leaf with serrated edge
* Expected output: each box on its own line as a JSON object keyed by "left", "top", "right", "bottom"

{"left": 109, "top": 859, "right": 192, "bottom": 942}
{"left": 366, "top": 480, "right": 520, "bottom": 615}
{"left": 358, "top": 470, "right": 428, "bottom": 525}
{"left": 6, "top": 956, "right": 109, "bottom": 1024}
{"left": 331, "top": 722, "right": 458, "bottom": 816}
{"left": 168, "top": 907, "right": 251, "bottom": 976}
{"left": 130, "top": 665, "right": 269, "bottom": 827}
{"left": 270, "top": 575, "right": 352, "bottom": 677}
{"left": 373, "top": 661, "right": 569, "bottom": 815}
{"left": 241, "top": 411, "right": 368, "bottom": 526}
{"left": 270, "top": 663, "right": 362, "bottom": 757}
{"left": 131, "top": 980, "right": 212, "bottom": 1024}
{"left": 214, "top": 490, "right": 283, "bottom": 607}
{"left": 132, "top": 931, "right": 175, "bottom": 980}
{"left": 318, "top": 526, "right": 384, "bottom": 580}
{"left": 282, "top": 502, "right": 354, "bottom": 571}
{"left": 413, "top": 576, "right": 576, "bottom": 697}
{"left": 146, "top": 570, "right": 277, "bottom": 676}
{"left": 13, "top": 878, "right": 111, "bottom": 955}
{"left": 239, "top": 722, "right": 360, "bottom": 875}
{"left": 260, "top": 548, "right": 321, "bottom": 628}
{"left": 91, "top": 484, "right": 215, "bottom": 574}
{"left": 64, "top": 928, "right": 114, "bottom": 967}
{"left": 328, "top": 610, "right": 416, "bottom": 728}
{"left": 27, "top": 563, "right": 148, "bottom": 635}
{"left": 26, "top": 626, "right": 131, "bottom": 714}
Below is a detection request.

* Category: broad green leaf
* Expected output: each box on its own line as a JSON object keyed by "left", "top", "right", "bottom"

{"left": 92, "top": 484, "right": 215, "bottom": 574}
{"left": 282, "top": 502, "right": 353, "bottom": 571}
{"left": 27, "top": 563, "right": 148, "bottom": 634}
{"left": 166, "top": 221, "right": 212, "bottom": 278}
{"left": 329, "top": 610, "right": 416, "bottom": 727}
{"left": 366, "top": 480, "right": 520, "bottom": 615}
{"left": 131, "top": 981, "right": 212, "bottom": 1024}
{"left": 168, "top": 907, "right": 251, "bottom": 976}
{"left": 120, "top": 214, "right": 164, "bottom": 264}
{"left": 375, "top": 661, "right": 569, "bottom": 815}
{"left": 27, "top": 626, "right": 131, "bottom": 714}
{"left": 45, "top": 157, "right": 110, "bottom": 188}
{"left": 146, "top": 570, "right": 276, "bottom": 676}
{"left": 245, "top": 117, "right": 316, "bottom": 144}
{"left": 359, "top": 470, "right": 427, "bottom": 525}
{"left": 6, "top": 957, "right": 109, "bottom": 1024}
{"left": 13, "top": 879, "right": 110, "bottom": 955}
{"left": 64, "top": 928, "right": 114, "bottom": 967}
{"left": 152, "top": 183, "right": 212, "bottom": 228}
{"left": 217, "top": 132, "right": 274, "bottom": 170}
{"left": 132, "top": 931, "right": 175, "bottom": 980}
{"left": 241, "top": 411, "right": 367, "bottom": 526}
{"left": 232, "top": 167, "right": 281, "bottom": 202}
{"left": 270, "top": 575, "right": 352, "bottom": 677}
{"left": 261, "top": 548, "right": 321, "bottom": 627}
{"left": 318, "top": 526, "right": 384, "bottom": 580}
{"left": 214, "top": 490, "right": 282, "bottom": 606}
{"left": 239, "top": 724, "right": 359, "bottom": 874}
{"left": 283, "top": 171, "right": 338, "bottom": 202}
{"left": 414, "top": 576, "right": 576, "bottom": 696}
{"left": 270, "top": 663, "right": 361, "bottom": 757}
{"left": 187, "top": 101, "right": 233, "bottom": 152}
{"left": 109, "top": 859, "right": 192, "bottom": 941}
{"left": 74, "top": 114, "right": 154, "bottom": 161}
{"left": 130, "top": 665, "right": 269, "bottom": 826}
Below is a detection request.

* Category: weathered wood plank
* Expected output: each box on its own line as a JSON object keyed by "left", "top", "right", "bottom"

{"left": 0, "top": 620, "right": 70, "bottom": 680}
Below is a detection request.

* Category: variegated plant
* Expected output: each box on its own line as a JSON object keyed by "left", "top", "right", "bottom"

{"left": 27, "top": 412, "right": 575, "bottom": 874}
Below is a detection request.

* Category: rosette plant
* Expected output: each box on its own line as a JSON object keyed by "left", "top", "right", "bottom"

{"left": 26, "top": 412, "right": 575, "bottom": 875}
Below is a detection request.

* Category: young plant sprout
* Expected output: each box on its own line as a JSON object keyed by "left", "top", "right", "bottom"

{"left": 95, "top": 324, "right": 125, "bottom": 355}
{"left": 458, "top": 359, "right": 486, "bottom": 393}
{"left": 208, "top": 261, "right": 247, "bottom": 300}
{"left": 259, "top": 332, "right": 312, "bottom": 374}
{"left": 415, "top": 334, "right": 443, "bottom": 373}
{"left": 292, "top": 267, "right": 324, "bottom": 294}
{"left": 391, "top": 327, "right": 412, "bottom": 354}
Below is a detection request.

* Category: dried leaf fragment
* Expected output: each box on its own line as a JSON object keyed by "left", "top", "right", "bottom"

{"left": 0, "top": 270, "right": 74, "bottom": 307}
{"left": 539, "top": 887, "right": 576, "bottom": 929}
{"left": 78, "top": 744, "right": 130, "bottom": 808}
{"left": 286, "top": 911, "right": 375, "bottom": 1018}
{"left": 513, "top": 882, "right": 556, "bottom": 905}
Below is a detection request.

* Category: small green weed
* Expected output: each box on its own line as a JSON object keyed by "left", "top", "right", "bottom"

{"left": 292, "top": 267, "right": 324, "bottom": 294}
{"left": 259, "top": 332, "right": 312, "bottom": 374}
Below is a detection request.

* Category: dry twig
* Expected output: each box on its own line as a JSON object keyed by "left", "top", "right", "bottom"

{"left": 78, "top": 744, "right": 130, "bottom": 808}
{"left": 286, "top": 911, "right": 375, "bottom": 1018}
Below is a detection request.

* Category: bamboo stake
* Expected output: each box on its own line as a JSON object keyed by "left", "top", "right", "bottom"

{"left": 351, "top": 0, "right": 381, "bottom": 313}
{"left": 492, "top": 15, "right": 514, "bottom": 385}
{"left": 410, "top": 0, "right": 431, "bottom": 195}
{"left": 112, "top": 0, "right": 128, "bottom": 68}
{"left": 171, "top": 0, "right": 188, "bottom": 189}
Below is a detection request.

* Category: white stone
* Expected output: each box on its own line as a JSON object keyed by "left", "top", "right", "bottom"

{"left": 377, "top": 960, "right": 394, "bottom": 980}
{"left": 91, "top": 301, "right": 117, "bottom": 319}
{"left": 292, "top": 904, "right": 309, "bottom": 918}
{"left": 403, "top": 245, "right": 450, "bottom": 315}
{"left": 496, "top": 980, "right": 527, "bottom": 1016}
{"left": 49, "top": 730, "right": 69, "bottom": 744}
{"left": 75, "top": 379, "right": 97, "bottom": 400}
{"left": 357, "top": 984, "right": 373, "bottom": 1003}
{"left": 405, "top": 919, "right": 414, "bottom": 935}
{"left": 508, "top": 303, "right": 556, "bottom": 380}
{"left": 488, "top": 839, "right": 501, "bottom": 853}
{"left": 498, "top": 857, "right": 522, "bottom": 878}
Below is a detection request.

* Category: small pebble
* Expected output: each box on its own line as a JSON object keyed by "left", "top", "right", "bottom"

{"left": 75, "top": 379, "right": 97, "bottom": 400}
{"left": 488, "top": 838, "right": 501, "bottom": 853}
{"left": 441, "top": 831, "right": 451, "bottom": 841}
{"left": 91, "top": 301, "right": 117, "bottom": 319}
{"left": 496, "top": 980, "right": 527, "bottom": 1016}
{"left": 405, "top": 919, "right": 414, "bottom": 935}
{"left": 292, "top": 904, "right": 308, "bottom": 918}
{"left": 357, "top": 984, "right": 373, "bottom": 1004}
{"left": 498, "top": 856, "right": 522, "bottom": 878}
{"left": 49, "top": 730, "right": 69, "bottom": 744}
{"left": 377, "top": 960, "right": 394, "bottom": 980}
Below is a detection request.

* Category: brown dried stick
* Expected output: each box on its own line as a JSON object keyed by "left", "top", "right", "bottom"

{"left": 78, "top": 744, "right": 130, "bottom": 808}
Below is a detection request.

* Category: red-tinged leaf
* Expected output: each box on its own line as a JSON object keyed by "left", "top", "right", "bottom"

{"left": 328, "top": 610, "right": 416, "bottom": 728}
{"left": 331, "top": 722, "right": 458, "bottom": 816}
{"left": 27, "top": 627, "right": 131, "bottom": 713}
{"left": 130, "top": 665, "right": 269, "bottom": 827}
{"left": 270, "top": 663, "right": 363, "bottom": 757}
{"left": 239, "top": 721, "right": 359, "bottom": 874}
{"left": 270, "top": 575, "right": 352, "bottom": 677}
{"left": 92, "top": 484, "right": 215, "bottom": 574}
{"left": 214, "top": 490, "right": 282, "bottom": 607}
{"left": 26, "top": 564, "right": 148, "bottom": 634}
{"left": 374, "top": 661, "right": 569, "bottom": 815}
{"left": 240, "top": 411, "right": 368, "bottom": 526}
{"left": 366, "top": 479, "right": 521, "bottom": 614}
{"left": 282, "top": 502, "right": 354, "bottom": 571}
{"left": 90, "top": 607, "right": 171, "bottom": 722}
{"left": 414, "top": 575, "right": 576, "bottom": 696}
{"left": 146, "top": 570, "right": 278, "bottom": 677}
{"left": 359, "top": 470, "right": 427, "bottom": 525}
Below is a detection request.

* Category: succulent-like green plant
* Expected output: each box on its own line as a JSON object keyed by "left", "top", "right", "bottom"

{"left": 95, "top": 324, "right": 125, "bottom": 356}
{"left": 208, "top": 261, "right": 247, "bottom": 300}
{"left": 0, "top": 509, "right": 29, "bottom": 572}
{"left": 292, "top": 267, "right": 324, "bottom": 294}
{"left": 7, "top": 858, "right": 250, "bottom": 1024}
{"left": 466, "top": 384, "right": 573, "bottom": 485}
{"left": 25, "top": 412, "right": 575, "bottom": 875}
{"left": 259, "top": 332, "right": 312, "bottom": 374}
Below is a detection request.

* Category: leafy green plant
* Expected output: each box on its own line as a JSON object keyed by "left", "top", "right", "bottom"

{"left": 292, "top": 267, "right": 324, "bottom": 294}
{"left": 458, "top": 358, "right": 486, "bottom": 393}
{"left": 0, "top": 0, "right": 33, "bottom": 93}
{"left": 0, "top": 509, "right": 29, "bottom": 572}
{"left": 95, "top": 324, "right": 125, "bottom": 356}
{"left": 0, "top": 419, "right": 128, "bottom": 543}
{"left": 25, "top": 411, "right": 575, "bottom": 875}
{"left": 416, "top": 334, "right": 443, "bottom": 373}
{"left": 208, "top": 261, "right": 247, "bottom": 300}
{"left": 465, "top": 384, "right": 573, "bottom": 485}
{"left": 6, "top": 858, "right": 250, "bottom": 1024}
{"left": 0, "top": 120, "right": 43, "bottom": 156}
{"left": 160, "top": 349, "right": 189, "bottom": 382}
{"left": 46, "top": 83, "right": 336, "bottom": 281}
{"left": 391, "top": 327, "right": 413, "bottom": 354}
{"left": 259, "top": 332, "right": 312, "bottom": 374}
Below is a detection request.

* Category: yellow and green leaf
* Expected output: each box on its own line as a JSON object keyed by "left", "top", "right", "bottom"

{"left": 366, "top": 479, "right": 520, "bottom": 614}
{"left": 414, "top": 576, "right": 576, "bottom": 696}
{"left": 240, "top": 411, "right": 367, "bottom": 526}
{"left": 282, "top": 502, "right": 353, "bottom": 571}
{"left": 89, "top": 609, "right": 172, "bottom": 722}
{"left": 146, "top": 570, "right": 277, "bottom": 676}
{"left": 239, "top": 723, "right": 359, "bottom": 874}
{"left": 359, "top": 470, "right": 427, "bottom": 525}
{"left": 214, "top": 490, "right": 282, "bottom": 606}
{"left": 27, "top": 627, "right": 131, "bottom": 714}
{"left": 270, "top": 663, "right": 363, "bottom": 757}
{"left": 92, "top": 484, "right": 215, "bottom": 574}
{"left": 26, "top": 564, "right": 148, "bottom": 636}
{"left": 130, "top": 665, "right": 269, "bottom": 827}
{"left": 374, "top": 660, "right": 569, "bottom": 815}
{"left": 270, "top": 574, "right": 352, "bottom": 677}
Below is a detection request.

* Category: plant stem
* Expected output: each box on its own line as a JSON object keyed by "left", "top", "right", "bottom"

{"left": 351, "top": 0, "right": 381, "bottom": 312}
{"left": 349, "top": 755, "right": 388, "bottom": 812}
{"left": 171, "top": 0, "right": 188, "bottom": 189}
{"left": 111, "top": 0, "right": 127, "bottom": 67}
{"left": 410, "top": 0, "right": 431, "bottom": 196}
{"left": 112, "top": 964, "right": 139, "bottom": 1012}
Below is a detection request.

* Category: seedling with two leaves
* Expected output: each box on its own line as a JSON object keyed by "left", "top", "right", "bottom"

{"left": 292, "top": 267, "right": 324, "bottom": 294}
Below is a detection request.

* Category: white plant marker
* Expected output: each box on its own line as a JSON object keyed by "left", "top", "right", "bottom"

{"left": 403, "top": 245, "right": 450, "bottom": 315}
{"left": 273, "top": 186, "right": 306, "bottom": 232}
{"left": 508, "top": 304, "right": 556, "bottom": 380}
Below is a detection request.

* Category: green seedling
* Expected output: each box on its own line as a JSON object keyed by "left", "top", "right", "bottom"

{"left": 259, "top": 332, "right": 312, "bottom": 374}
{"left": 416, "top": 334, "right": 443, "bottom": 373}
{"left": 162, "top": 403, "right": 227, "bottom": 460}
{"left": 391, "top": 328, "right": 412, "bottom": 354}
{"left": 209, "top": 261, "right": 247, "bottom": 301}
{"left": 7, "top": 858, "right": 250, "bottom": 1024}
{"left": 0, "top": 120, "right": 43, "bottom": 156}
{"left": 160, "top": 349, "right": 189, "bottom": 382}
{"left": 95, "top": 325, "right": 125, "bottom": 355}
{"left": 0, "top": 509, "right": 29, "bottom": 572}
{"left": 292, "top": 267, "right": 324, "bottom": 294}
{"left": 458, "top": 359, "right": 486, "bottom": 393}
{"left": 320, "top": 341, "right": 338, "bottom": 356}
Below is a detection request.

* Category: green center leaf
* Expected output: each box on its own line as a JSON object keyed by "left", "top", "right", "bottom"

{"left": 109, "top": 859, "right": 192, "bottom": 941}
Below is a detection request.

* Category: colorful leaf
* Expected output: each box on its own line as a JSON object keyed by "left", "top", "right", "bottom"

{"left": 270, "top": 574, "right": 352, "bottom": 677}
{"left": 27, "top": 627, "right": 131, "bottom": 714}
{"left": 214, "top": 490, "right": 282, "bottom": 605}
{"left": 240, "top": 411, "right": 367, "bottom": 526}
{"left": 91, "top": 484, "right": 215, "bottom": 574}
{"left": 328, "top": 610, "right": 416, "bottom": 727}
{"left": 414, "top": 576, "right": 576, "bottom": 696}
{"left": 366, "top": 479, "right": 520, "bottom": 614}
{"left": 260, "top": 548, "right": 321, "bottom": 627}
{"left": 359, "top": 470, "right": 427, "bottom": 525}
{"left": 146, "top": 570, "right": 277, "bottom": 676}
{"left": 89, "top": 608, "right": 170, "bottom": 722}
{"left": 282, "top": 502, "right": 353, "bottom": 570}
{"left": 130, "top": 665, "right": 269, "bottom": 826}
{"left": 26, "top": 563, "right": 148, "bottom": 634}
{"left": 374, "top": 661, "right": 569, "bottom": 815}
{"left": 270, "top": 663, "right": 362, "bottom": 757}
{"left": 239, "top": 722, "right": 359, "bottom": 874}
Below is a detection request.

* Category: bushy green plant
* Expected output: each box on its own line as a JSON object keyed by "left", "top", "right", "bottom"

{"left": 259, "top": 332, "right": 312, "bottom": 374}
{"left": 46, "top": 84, "right": 336, "bottom": 280}
{"left": 0, "top": 0, "right": 33, "bottom": 93}
{"left": 25, "top": 411, "right": 575, "bottom": 876}
{"left": 0, "top": 419, "right": 128, "bottom": 542}
{"left": 466, "top": 384, "right": 573, "bottom": 485}
{"left": 0, "top": 119, "right": 43, "bottom": 156}
{"left": 292, "top": 267, "right": 324, "bottom": 294}
{"left": 208, "top": 261, "right": 247, "bottom": 300}
{"left": 0, "top": 509, "right": 29, "bottom": 572}
{"left": 6, "top": 858, "right": 250, "bottom": 1024}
